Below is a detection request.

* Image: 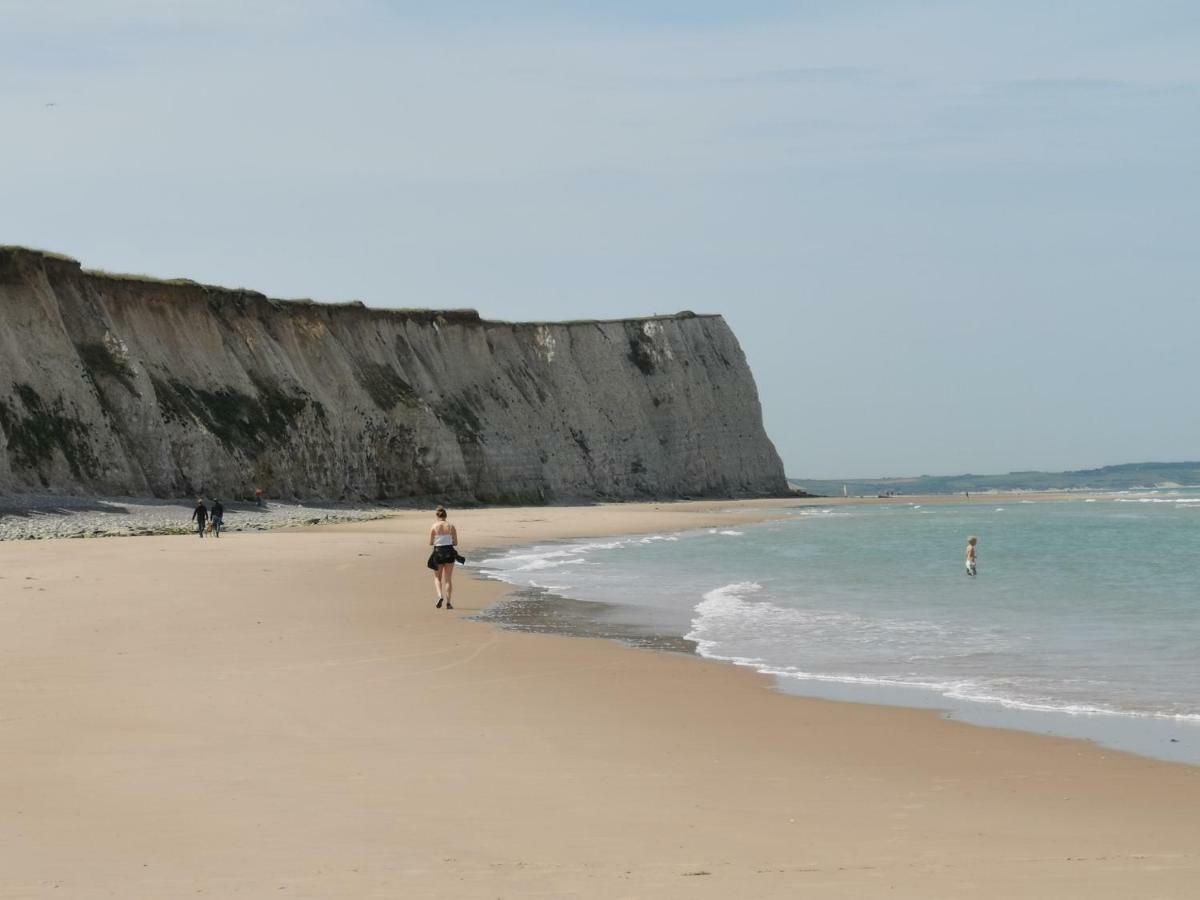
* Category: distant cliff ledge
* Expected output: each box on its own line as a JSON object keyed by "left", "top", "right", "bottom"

{"left": 0, "top": 247, "right": 788, "bottom": 502}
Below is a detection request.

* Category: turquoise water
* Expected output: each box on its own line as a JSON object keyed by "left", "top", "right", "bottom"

{"left": 478, "top": 492, "right": 1200, "bottom": 763}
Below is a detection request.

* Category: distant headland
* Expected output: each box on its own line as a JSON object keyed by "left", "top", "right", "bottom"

{"left": 790, "top": 461, "right": 1200, "bottom": 497}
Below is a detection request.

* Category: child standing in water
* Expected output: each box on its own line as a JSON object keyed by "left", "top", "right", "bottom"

{"left": 965, "top": 536, "right": 978, "bottom": 576}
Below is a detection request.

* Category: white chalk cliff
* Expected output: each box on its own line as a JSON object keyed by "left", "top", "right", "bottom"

{"left": 0, "top": 247, "right": 787, "bottom": 501}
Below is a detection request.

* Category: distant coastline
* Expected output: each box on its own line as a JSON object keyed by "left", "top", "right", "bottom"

{"left": 789, "top": 461, "right": 1200, "bottom": 497}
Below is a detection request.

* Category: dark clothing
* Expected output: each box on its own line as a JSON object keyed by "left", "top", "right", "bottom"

{"left": 426, "top": 545, "right": 465, "bottom": 571}
{"left": 211, "top": 502, "right": 224, "bottom": 519}
{"left": 192, "top": 503, "right": 208, "bottom": 538}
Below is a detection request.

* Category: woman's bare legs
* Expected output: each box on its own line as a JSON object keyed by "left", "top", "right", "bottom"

{"left": 439, "top": 562, "right": 455, "bottom": 608}
{"left": 433, "top": 570, "right": 445, "bottom": 607}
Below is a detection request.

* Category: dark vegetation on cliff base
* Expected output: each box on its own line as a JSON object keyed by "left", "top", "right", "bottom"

{"left": 150, "top": 375, "right": 319, "bottom": 453}
{"left": 76, "top": 342, "right": 138, "bottom": 394}
{"left": 437, "top": 391, "right": 485, "bottom": 444}
{"left": 353, "top": 362, "right": 421, "bottom": 411}
{"left": 0, "top": 385, "right": 99, "bottom": 484}
{"left": 626, "top": 327, "right": 657, "bottom": 375}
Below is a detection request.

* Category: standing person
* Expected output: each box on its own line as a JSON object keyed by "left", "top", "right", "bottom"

{"left": 965, "top": 535, "right": 978, "bottom": 576}
{"left": 428, "top": 506, "right": 459, "bottom": 609}
{"left": 254, "top": 487, "right": 264, "bottom": 508}
{"left": 191, "top": 498, "right": 209, "bottom": 539}
{"left": 210, "top": 499, "right": 224, "bottom": 538}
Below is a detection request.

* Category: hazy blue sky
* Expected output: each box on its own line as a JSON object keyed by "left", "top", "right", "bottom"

{"left": 2, "top": 1, "right": 1197, "bottom": 477}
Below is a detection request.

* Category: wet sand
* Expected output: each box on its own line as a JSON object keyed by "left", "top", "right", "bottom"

{"left": 1, "top": 499, "right": 1196, "bottom": 898}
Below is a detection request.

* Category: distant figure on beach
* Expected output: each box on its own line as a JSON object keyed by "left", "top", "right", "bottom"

{"left": 210, "top": 499, "right": 224, "bottom": 537}
{"left": 191, "top": 498, "right": 208, "bottom": 539}
{"left": 965, "top": 536, "right": 978, "bottom": 576}
{"left": 428, "top": 506, "right": 459, "bottom": 609}
{"left": 254, "top": 487, "right": 264, "bottom": 508}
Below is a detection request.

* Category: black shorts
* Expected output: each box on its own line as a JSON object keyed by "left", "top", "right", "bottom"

{"left": 428, "top": 545, "right": 458, "bottom": 569}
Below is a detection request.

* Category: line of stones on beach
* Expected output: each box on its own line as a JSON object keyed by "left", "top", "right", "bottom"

{"left": 0, "top": 495, "right": 397, "bottom": 541}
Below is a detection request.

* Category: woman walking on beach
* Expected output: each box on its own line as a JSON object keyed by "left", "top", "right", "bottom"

{"left": 429, "top": 506, "right": 459, "bottom": 609}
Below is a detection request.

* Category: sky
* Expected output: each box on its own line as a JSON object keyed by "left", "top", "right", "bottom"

{"left": 2, "top": 1, "right": 1197, "bottom": 478}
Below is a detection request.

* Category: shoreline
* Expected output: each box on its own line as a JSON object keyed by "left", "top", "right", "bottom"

{"left": 0, "top": 488, "right": 1114, "bottom": 541}
{"left": 3, "top": 499, "right": 1197, "bottom": 896}
{"left": 471, "top": 504, "right": 1200, "bottom": 767}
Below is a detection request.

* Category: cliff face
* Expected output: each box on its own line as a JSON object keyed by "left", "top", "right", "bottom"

{"left": 0, "top": 247, "right": 787, "bottom": 501}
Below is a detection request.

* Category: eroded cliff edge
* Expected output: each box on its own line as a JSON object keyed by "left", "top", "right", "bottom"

{"left": 0, "top": 247, "right": 787, "bottom": 501}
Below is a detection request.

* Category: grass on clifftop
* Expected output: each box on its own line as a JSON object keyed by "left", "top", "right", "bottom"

{"left": 0, "top": 245, "right": 79, "bottom": 263}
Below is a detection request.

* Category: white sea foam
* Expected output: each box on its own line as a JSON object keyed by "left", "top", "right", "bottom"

{"left": 686, "top": 581, "right": 757, "bottom": 619}
{"left": 519, "top": 557, "right": 588, "bottom": 572}
{"left": 718, "top": 530, "right": 744, "bottom": 536}
{"left": 691, "top": 651, "right": 1200, "bottom": 724}
{"left": 685, "top": 581, "right": 763, "bottom": 655}
{"left": 680, "top": 576, "right": 1200, "bottom": 725}
{"left": 477, "top": 529, "right": 701, "bottom": 589}
{"left": 527, "top": 580, "right": 569, "bottom": 592}
{"left": 687, "top": 584, "right": 993, "bottom": 656}
{"left": 1114, "top": 497, "right": 1200, "bottom": 504}
{"left": 479, "top": 549, "right": 593, "bottom": 573}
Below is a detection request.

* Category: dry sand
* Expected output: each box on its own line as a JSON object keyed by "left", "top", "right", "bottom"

{"left": 1, "top": 499, "right": 1197, "bottom": 898}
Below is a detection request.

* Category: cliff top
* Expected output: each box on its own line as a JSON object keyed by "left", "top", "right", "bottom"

{"left": 1, "top": 245, "right": 717, "bottom": 328}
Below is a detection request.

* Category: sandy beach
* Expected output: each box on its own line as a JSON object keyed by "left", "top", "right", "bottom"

{"left": 2, "top": 499, "right": 1197, "bottom": 899}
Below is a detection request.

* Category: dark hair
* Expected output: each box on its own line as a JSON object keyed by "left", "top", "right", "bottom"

{"left": 435, "top": 506, "right": 447, "bottom": 519}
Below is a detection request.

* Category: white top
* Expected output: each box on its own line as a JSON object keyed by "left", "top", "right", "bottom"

{"left": 433, "top": 533, "right": 454, "bottom": 546}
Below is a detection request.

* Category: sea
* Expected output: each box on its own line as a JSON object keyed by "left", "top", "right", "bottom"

{"left": 475, "top": 491, "right": 1200, "bottom": 765}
